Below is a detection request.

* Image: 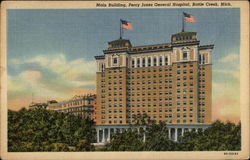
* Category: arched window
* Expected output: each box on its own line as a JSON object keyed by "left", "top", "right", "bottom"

{"left": 199, "top": 55, "right": 202, "bottom": 64}
{"left": 132, "top": 58, "right": 135, "bottom": 68}
{"left": 102, "top": 63, "right": 105, "bottom": 72}
{"left": 159, "top": 56, "right": 162, "bottom": 66}
{"left": 142, "top": 57, "right": 146, "bottom": 67}
{"left": 137, "top": 58, "right": 140, "bottom": 67}
{"left": 153, "top": 57, "right": 157, "bottom": 66}
{"left": 165, "top": 56, "right": 168, "bottom": 65}
{"left": 202, "top": 55, "right": 205, "bottom": 64}
{"left": 148, "top": 57, "right": 151, "bottom": 66}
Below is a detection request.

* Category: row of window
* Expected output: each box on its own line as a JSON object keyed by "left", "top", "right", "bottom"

{"left": 176, "top": 94, "right": 194, "bottom": 99}
{"left": 177, "top": 69, "right": 194, "bottom": 74}
{"left": 100, "top": 119, "right": 199, "bottom": 124}
{"left": 103, "top": 83, "right": 197, "bottom": 90}
{"left": 177, "top": 76, "right": 194, "bottom": 80}
{"left": 128, "top": 114, "right": 173, "bottom": 119}
{"left": 108, "top": 81, "right": 123, "bottom": 85}
{"left": 131, "top": 56, "right": 169, "bottom": 68}
{"left": 127, "top": 74, "right": 173, "bottom": 79}
{"left": 129, "top": 103, "right": 175, "bottom": 107}
{"left": 176, "top": 119, "right": 194, "bottom": 124}
{"left": 129, "top": 74, "right": 173, "bottom": 79}
{"left": 105, "top": 62, "right": 201, "bottom": 74}
{"left": 48, "top": 100, "right": 93, "bottom": 110}
{"left": 175, "top": 35, "right": 193, "bottom": 41}
{"left": 177, "top": 63, "right": 194, "bottom": 68}
{"left": 199, "top": 72, "right": 206, "bottom": 76}
{"left": 108, "top": 69, "right": 124, "bottom": 73}
{"left": 58, "top": 107, "right": 92, "bottom": 112}
{"left": 102, "top": 90, "right": 206, "bottom": 97}
{"left": 127, "top": 85, "right": 174, "bottom": 90}
{"left": 108, "top": 75, "right": 123, "bottom": 79}
{"left": 128, "top": 79, "right": 173, "bottom": 84}
{"left": 176, "top": 113, "right": 194, "bottom": 118}
{"left": 101, "top": 121, "right": 124, "bottom": 124}
{"left": 127, "top": 102, "right": 193, "bottom": 107}
{"left": 101, "top": 101, "right": 202, "bottom": 108}
{"left": 127, "top": 97, "right": 173, "bottom": 101}
{"left": 176, "top": 101, "right": 194, "bottom": 105}
{"left": 128, "top": 91, "right": 173, "bottom": 96}
{"left": 128, "top": 67, "right": 172, "bottom": 73}
{"left": 102, "top": 74, "right": 206, "bottom": 82}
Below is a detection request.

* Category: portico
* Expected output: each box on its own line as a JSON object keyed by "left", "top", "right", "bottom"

{"left": 95, "top": 124, "right": 211, "bottom": 144}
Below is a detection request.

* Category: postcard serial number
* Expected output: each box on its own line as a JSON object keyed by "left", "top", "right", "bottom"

{"left": 224, "top": 152, "right": 238, "bottom": 155}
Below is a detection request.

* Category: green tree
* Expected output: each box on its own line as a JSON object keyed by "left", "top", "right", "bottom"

{"left": 179, "top": 120, "right": 241, "bottom": 151}
{"left": 103, "top": 114, "right": 241, "bottom": 151}
{"left": 143, "top": 121, "right": 179, "bottom": 151}
{"left": 50, "top": 143, "right": 70, "bottom": 151}
{"left": 75, "top": 140, "right": 95, "bottom": 151}
{"left": 8, "top": 108, "right": 96, "bottom": 152}
{"left": 104, "top": 129, "right": 144, "bottom": 151}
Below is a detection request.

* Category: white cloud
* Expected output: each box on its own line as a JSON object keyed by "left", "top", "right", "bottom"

{"left": 214, "top": 69, "right": 240, "bottom": 80}
{"left": 10, "top": 53, "right": 96, "bottom": 81}
{"left": 8, "top": 53, "right": 96, "bottom": 105}
{"left": 218, "top": 53, "right": 239, "bottom": 63}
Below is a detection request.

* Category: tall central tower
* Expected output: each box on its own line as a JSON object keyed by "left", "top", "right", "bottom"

{"left": 95, "top": 32, "right": 213, "bottom": 126}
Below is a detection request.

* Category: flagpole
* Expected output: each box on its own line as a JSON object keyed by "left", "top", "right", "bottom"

{"left": 182, "top": 12, "right": 184, "bottom": 32}
{"left": 120, "top": 19, "right": 122, "bottom": 39}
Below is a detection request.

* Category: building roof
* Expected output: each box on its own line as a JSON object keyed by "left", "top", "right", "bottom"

{"left": 99, "top": 31, "right": 213, "bottom": 55}
{"left": 47, "top": 94, "right": 96, "bottom": 107}
{"left": 199, "top": 45, "right": 214, "bottom": 50}
{"left": 172, "top": 32, "right": 197, "bottom": 36}
{"left": 95, "top": 55, "right": 105, "bottom": 60}
{"left": 108, "top": 39, "right": 131, "bottom": 44}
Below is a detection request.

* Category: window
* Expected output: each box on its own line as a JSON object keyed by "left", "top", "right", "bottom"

{"left": 199, "top": 55, "right": 203, "bottom": 64}
{"left": 165, "top": 56, "right": 168, "bottom": 65}
{"left": 183, "top": 51, "right": 188, "bottom": 60}
{"left": 142, "top": 57, "right": 145, "bottom": 67}
{"left": 154, "top": 57, "right": 157, "bottom": 66}
{"left": 101, "top": 63, "right": 105, "bottom": 72}
{"left": 132, "top": 59, "right": 135, "bottom": 68}
{"left": 137, "top": 58, "right": 140, "bottom": 67}
{"left": 113, "top": 57, "right": 118, "bottom": 64}
{"left": 159, "top": 56, "right": 163, "bottom": 66}
{"left": 148, "top": 57, "right": 151, "bottom": 66}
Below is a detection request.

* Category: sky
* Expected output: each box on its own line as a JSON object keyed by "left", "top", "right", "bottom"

{"left": 7, "top": 8, "right": 240, "bottom": 123}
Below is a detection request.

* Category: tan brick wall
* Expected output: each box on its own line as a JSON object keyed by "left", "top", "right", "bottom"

{"left": 198, "top": 64, "right": 212, "bottom": 124}
{"left": 96, "top": 44, "right": 212, "bottom": 126}
{"left": 96, "top": 61, "right": 212, "bottom": 125}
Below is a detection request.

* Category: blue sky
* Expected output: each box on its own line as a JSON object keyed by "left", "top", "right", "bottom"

{"left": 7, "top": 8, "right": 240, "bottom": 122}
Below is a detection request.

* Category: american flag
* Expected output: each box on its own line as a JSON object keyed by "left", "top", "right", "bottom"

{"left": 121, "top": 19, "right": 132, "bottom": 30}
{"left": 183, "top": 12, "right": 195, "bottom": 23}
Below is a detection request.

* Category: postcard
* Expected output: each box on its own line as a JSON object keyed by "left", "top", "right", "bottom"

{"left": 0, "top": 1, "right": 249, "bottom": 159}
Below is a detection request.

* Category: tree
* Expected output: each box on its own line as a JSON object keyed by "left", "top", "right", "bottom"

{"left": 103, "top": 114, "right": 241, "bottom": 151}
{"left": 179, "top": 120, "right": 241, "bottom": 151}
{"left": 75, "top": 140, "right": 95, "bottom": 151}
{"left": 104, "top": 129, "right": 144, "bottom": 151}
{"left": 144, "top": 121, "right": 179, "bottom": 151}
{"left": 8, "top": 108, "right": 96, "bottom": 152}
